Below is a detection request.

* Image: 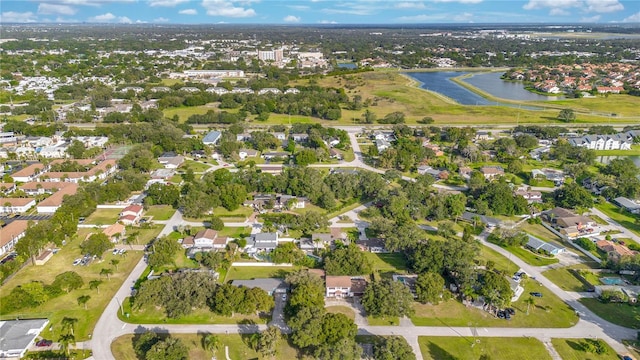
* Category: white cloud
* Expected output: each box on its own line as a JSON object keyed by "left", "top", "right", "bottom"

{"left": 430, "top": 0, "right": 482, "bottom": 3}
{"left": 396, "top": 2, "right": 426, "bottom": 9}
{"left": 580, "top": 15, "right": 601, "bottom": 22}
{"left": 523, "top": 0, "right": 581, "bottom": 15}
{"left": 396, "top": 13, "right": 447, "bottom": 21}
{"left": 319, "top": 19, "right": 337, "bottom": 24}
{"left": 88, "top": 12, "right": 115, "bottom": 21}
{"left": 623, "top": 11, "right": 640, "bottom": 22}
{"left": 201, "top": 0, "right": 257, "bottom": 17}
{"left": 453, "top": 12, "right": 473, "bottom": 21}
{"left": 585, "top": 0, "right": 623, "bottom": 13}
{"left": 54, "top": 0, "right": 135, "bottom": 6}
{"left": 118, "top": 16, "right": 132, "bottom": 23}
{"left": 179, "top": 8, "right": 198, "bottom": 15}
{"left": 149, "top": 0, "right": 189, "bottom": 7}
{"left": 38, "top": 3, "right": 77, "bottom": 15}
{"left": 283, "top": 15, "right": 300, "bottom": 22}
{"left": 288, "top": 5, "right": 310, "bottom": 11}
{"left": 54, "top": 16, "right": 80, "bottom": 22}
{"left": 154, "top": 17, "right": 170, "bottom": 22}
{"left": 549, "top": 8, "right": 570, "bottom": 16}
{"left": 0, "top": 11, "right": 38, "bottom": 23}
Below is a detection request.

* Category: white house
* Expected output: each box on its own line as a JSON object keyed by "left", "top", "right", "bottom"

{"left": 0, "top": 220, "right": 29, "bottom": 256}
{"left": 119, "top": 204, "right": 144, "bottom": 225}
{"left": 0, "top": 198, "right": 36, "bottom": 214}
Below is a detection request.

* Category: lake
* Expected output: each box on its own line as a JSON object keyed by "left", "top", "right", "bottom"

{"left": 405, "top": 71, "right": 544, "bottom": 109}
{"left": 462, "top": 72, "right": 564, "bottom": 101}
{"left": 596, "top": 155, "right": 640, "bottom": 167}
{"left": 337, "top": 63, "right": 357, "bottom": 69}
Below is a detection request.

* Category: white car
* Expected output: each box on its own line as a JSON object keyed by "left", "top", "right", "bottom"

{"left": 73, "top": 259, "right": 82, "bottom": 266}
{"left": 281, "top": 294, "right": 287, "bottom": 301}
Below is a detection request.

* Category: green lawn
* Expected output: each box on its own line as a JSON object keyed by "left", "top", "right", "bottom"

{"left": 364, "top": 252, "right": 409, "bottom": 281}
{"left": 367, "top": 315, "right": 399, "bottom": 326}
{"left": 112, "top": 333, "right": 301, "bottom": 360}
{"left": 543, "top": 265, "right": 594, "bottom": 292}
{"left": 163, "top": 104, "right": 217, "bottom": 123}
{"left": 0, "top": 227, "right": 144, "bottom": 341}
{"left": 479, "top": 246, "right": 519, "bottom": 274}
{"left": 419, "top": 336, "right": 552, "bottom": 360}
{"left": 144, "top": 205, "right": 175, "bottom": 221}
{"left": 182, "top": 159, "right": 213, "bottom": 173}
{"left": 326, "top": 306, "right": 355, "bottom": 321}
{"left": 118, "top": 297, "right": 268, "bottom": 324}
{"left": 595, "top": 202, "right": 640, "bottom": 237}
{"left": 83, "top": 208, "right": 122, "bottom": 225}
{"left": 506, "top": 245, "right": 560, "bottom": 266}
{"left": 532, "top": 94, "right": 640, "bottom": 118}
{"left": 594, "top": 146, "right": 640, "bottom": 156}
{"left": 411, "top": 279, "right": 578, "bottom": 328}
{"left": 579, "top": 298, "right": 640, "bottom": 329}
{"left": 127, "top": 225, "right": 163, "bottom": 245}
{"left": 519, "top": 223, "right": 562, "bottom": 242}
{"left": 224, "top": 266, "right": 296, "bottom": 282}
{"left": 551, "top": 338, "right": 618, "bottom": 360}
{"left": 217, "top": 226, "right": 251, "bottom": 239}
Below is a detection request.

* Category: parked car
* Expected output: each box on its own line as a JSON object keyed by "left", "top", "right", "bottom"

{"left": 281, "top": 294, "right": 287, "bottom": 301}
{"left": 73, "top": 258, "right": 82, "bottom": 266}
{"left": 530, "top": 292, "right": 543, "bottom": 298}
{"left": 36, "top": 339, "right": 53, "bottom": 347}
{"left": 505, "top": 308, "right": 515, "bottom": 315}
{"left": 112, "top": 249, "right": 119, "bottom": 255}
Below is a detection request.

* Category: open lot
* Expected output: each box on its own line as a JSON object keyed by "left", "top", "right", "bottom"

{"left": 83, "top": 208, "right": 122, "bottom": 225}
{"left": 579, "top": 298, "right": 640, "bottom": 329}
{"left": 0, "top": 227, "right": 143, "bottom": 341}
{"left": 519, "top": 223, "right": 563, "bottom": 242}
{"left": 144, "top": 205, "right": 175, "bottom": 221}
{"left": 543, "top": 264, "right": 594, "bottom": 292}
{"left": 365, "top": 252, "right": 409, "bottom": 281}
{"left": 595, "top": 202, "right": 640, "bottom": 237}
{"left": 479, "top": 246, "right": 519, "bottom": 274}
{"left": 126, "top": 225, "right": 163, "bottom": 245}
{"left": 367, "top": 315, "right": 399, "bottom": 326}
{"left": 419, "top": 336, "right": 552, "bottom": 360}
{"left": 223, "top": 265, "right": 296, "bottom": 282}
{"left": 182, "top": 159, "right": 213, "bottom": 173}
{"left": 551, "top": 338, "right": 618, "bottom": 360}
{"left": 326, "top": 305, "right": 356, "bottom": 321}
{"left": 112, "top": 333, "right": 302, "bottom": 360}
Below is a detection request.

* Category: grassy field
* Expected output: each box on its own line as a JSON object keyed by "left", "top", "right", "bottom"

{"left": 507, "top": 245, "right": 560, "bottom": 266}
{"left": 84, "top": 208, "right": 122, "bottom": 225}
{"left": 163, "top": 104, "right": 217, "bottom": 122}
{"left": 367, "top": 315, "right": 399, "bottom": 326}
{"left": 595, "top": 202, "right": 640, "bottom": 237}
{"left": 479, "top": 246, "right": 519, "bottom": 274}
{"left": 551, "top": 338, "right": 618, "bottom": 360}
{"left": 519, "top": 223, "right": 562, "bottom": 242}
{"left": 532, "top": 94, "right": 640, "bottom": 118}
{"left": 326, "top": 306, "right": 355, "bottom": 321}
{"left": 594, "top": 146, "right": 640, "bottom": 156}
{"left": 0, "top": 228, "right": 143, "bottom": 341}
{"left": 543, "top": 264, "right": 594, "bottom": 292}
{"left": 182, "top": 159, "right": 214, "bottom": 172}
{"left": 364, "top": 252, "right": 409, "bottom": 281}
{"left": 411, "top": 277, "right": 578, "bottom": 328}
{"left": 118, "top": 297, "right": 268, "bottom": 324}
{"left": 112, "top": 333, "right": 302, "bottom": 360}
{"left": 144, "top": 205, "right": 175, "bottom": 221}
{"left": 224, "top": 266, "right": 295, "bottom": 282}
{"left": 419, "top": 336, "right": 552, "bottom": 360}
{"left": 579, "top": 298, "right": 640, "bottom": 329}
{"left": 217, "top": 226, "right": 251, "bottom": 239}
{"left": 127, "top": 225, "right": 163, "bottom": 245}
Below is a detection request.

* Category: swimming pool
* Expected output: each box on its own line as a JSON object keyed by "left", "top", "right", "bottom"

{"left": 600, "top": 277, "right": 625, "bottom": 285}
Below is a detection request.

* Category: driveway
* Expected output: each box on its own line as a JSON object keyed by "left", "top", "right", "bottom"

{"left": 268, "top": 293, "right": 289, "bottom": 332}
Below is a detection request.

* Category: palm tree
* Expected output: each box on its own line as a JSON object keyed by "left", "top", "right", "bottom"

{"left": 58, "top": 333, "right": 76, "bottom": 356}
{"left": 77, "top": 295, "right": 91, "bottom": 310}
{"left": 110, "top": 259, "right": 120, "bottom": 271}
{"left": 525, "top": 296, "right": 536, "bottom": 315}
{"left": 61, "top": 317, "right": 78, "bottom": 336}
{"left": 203, "top": 334, "right": 221, "bottom": 355}
{"left": 100, "top": 268, "right": 113, "bottom": 280}
{"left": 89, "top": 280, "right": 103, "bottom": 294}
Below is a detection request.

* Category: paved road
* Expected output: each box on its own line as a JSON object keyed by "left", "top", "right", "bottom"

{"left": 589, "top": 206, "right": 640, "bottom": 245}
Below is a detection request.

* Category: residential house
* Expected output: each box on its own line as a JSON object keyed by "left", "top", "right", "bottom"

{"left": 236, "top": 133, "right": 252, "bottom": 142}
{"left": 596, "top": 240, "right": 636, "bottom": 262}
{"left": 291, "top": 134, "right": 309, "bottom": 143}
{"left": 231, "top": 278, "right": 288, "bottom": 296}
{"left": 525, "top": 235, "right": 565, "bottom": 256}
{"left": 514, "top": 187, "right": 542, "bottom": 203}
{"left": 311, "top": 233, "right": 332, "bottom": 249}
{"left": 393, "top": 274, "right": 418, "bottom": 298}
{"left": 0, "top": 220, "right": 29, "bottom": 256}
{"left": 543, "top": 207, "right": 599, "bottom": 239}
{"left": 202, "top": 130, "right": 222, "bottom": 146}
{"left": 249, "top": 232, "right": 279, "bottom": 253}
{"left": 0, "top": 183, "right": 16, "bottom": 194}
{"left": 272, "top": 132, "right": 287, "bottom": 141}
{"left": 475, "top": 131, "right": 491, "bottom": 141}
{"left": 11, "top": 163, "right": 45, "bottom": 182}
{"left": 480, "top": 166, "right": 504, "bottom": 180}
{"left": 614, "top": 197, "right": 640, "bottom": 214}
{"left": 531, "top": 168, "right": 565, "bottom": 184}
{"left": 194, "top": 229, "right": 218, "bottom": 247}
{"left": 459, "top": 167, "right": 473, "bottom": 179}
{"left": 103, "top": 223, "right": 126, "bottom": 243}
{"left": 568, "top": 133, "right": 634, "bottom": 151}
{"left": 461, "top": 211, "right": 501, "bottom": 228}
{"left": 417, "top": 165, "right": 449, "bottom": 180}
{"left": 0, "top": 319, "right": 50, "bottom": 359}
{"left": 36, "top": 183, "right": 79, "bottom": 214}
{"left": 329, "top": 148, "right": 342, "bottom": 160}
{"left": 279, "top": 195, "right": 306, "bottom": 209}
{"left": 375, "top": 138, "right": 391, "bottom": 152}
{"left": 325, "top": 276, "right": 367, "bottom": 298}
{"left": 257, "top": 165, "right": 284, "bottom": 175}
{"left": 262, "top": 152, "right": 289, "bottom": 160}
{"left": 119, "top": 204, "right": 144, "bottom": 225}
{"left": 157, "top": 155, "right": 185, "bottom": 169}
{"left": 238, "top": 149, "right": 259, "bottom": 160}
{"left": 0, "top": 198, "right": 36, "bottom": 214}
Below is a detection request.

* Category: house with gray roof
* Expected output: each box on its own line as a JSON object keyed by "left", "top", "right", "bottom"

{"left": 461, "top": 211, "right": 500, "bottom": 228}
{"left": 568, "top": 133, "right": 634, "bottom": 150}
{"left": 248, "top": 232, "right": 278, "bottom": 253}
{"left": 614, "top": 197, "right": 640, "bottom": 214}
{"left": 0, "top": 319, "right": 49, "bottom": 358}
{"left": 525, "top": 235, "right": 565, "bottom": 256}
{"left": 203, "top": 130, "right": 222, "bottom": 146}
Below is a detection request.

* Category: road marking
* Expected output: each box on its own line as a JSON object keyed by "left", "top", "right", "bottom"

{"left": 121, "top": 323, "right": 126, "bottom": 329}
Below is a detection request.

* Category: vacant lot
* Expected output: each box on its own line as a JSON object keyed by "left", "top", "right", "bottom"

{"left": 543, "top": 265, "right": 593, "bottom": 292}
{"left": 551, "top": 338, "right": 618, "bottom": 360}
{"left": 326, "top": 306, "right": 355, "bottom": 321}
{"left": 112, "top": 333, "right": 302, "bottom": 360}
{"left": 144, "top": 205, "right": 175, "bottom": 221}
{"left": 596, "top": 202, "right": 640, "bottom": 237}
{"left": 84, "top": 208, "right": 122, "bottom": 225}
{"left": 419, "top": 336, "right": 551, "bottom": 360}
{"left": 579, "top": 298, "right": 640, "bottom": 329}
{"left": 365, "top": 252, "right": 408, "bottom": 281}
{"left": 224, "top": 266, "right": 295, "bottom": 282}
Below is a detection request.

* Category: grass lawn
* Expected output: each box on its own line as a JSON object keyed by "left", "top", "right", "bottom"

{"left": 218, "top": 226, "right": 251, "bottom": 239}
{"left": 411, "top": 278, "right": 578, "bottom": 328}
{"left": 83, "top": 208, "right": 122, "bottom": 225}
{"left": 551, "top": 338, "right": 618, "bottom": 360}
{"left": 215, "top": 206, "right": 254, "bottom": 219}
{"left": 595, "top": 202, "right": 640, "bottom": 237}
{"left": 182, "top": 159, "right": 213, "bottom": 173}
{"left": 419, "top": 336, "right": 552, "bottom": 360}
{"left": 292, "top": 203, "right": 326, "bottom": 215}
{"left": 478, "top": 246, "right": 519, "bottom": 274}
{"left": 536, "top": 94, "right": 640, "bottom": 118}
{"left": 594, "top": 146, "right": 640, "bottom": 156}
{"left": 119, "top": 297, "right": 268, "bottom": 324}
{"left": 127, "top": 225, "right": 163, "bottom": 245}
{"left": 163, "top": 104, "right": 217, "bottom": 122}
{"left": 506, "top": 245, "right": 560, "bottom": 266}
{"left": 364, "top": 252, "right": 409, "bottom": 281}
{"left": 0, "top": 227, "right": 143, "bottom": 341}
{"left": 543, "top": 265, "right": 594, "bottom": 292}
{"left": 519, "top": 223, "right": 562, "bottom": 242}
{"left": 579, "top": 298, "right": 640, "bottom": 329}
{"left": 326, "top": 306, "right": 355, "bottom": 321}
{"left": 144, "top": 205, "right": 175, "bottom": 221}
{"left": 224, "top": 266, "right": 295, "bottom": 282}
{"left": 112, "top": 333, "right": 301, "bottom": 360}
{"left": 367, "top": 315, "right": 399, "bottom": 326}
{"left": 589, "top": 214, "right": 609, "bottom": 225}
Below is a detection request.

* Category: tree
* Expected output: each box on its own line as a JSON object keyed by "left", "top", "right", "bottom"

{"left": 525, "top": 296, "right": 535, "bottom": 315}
{"left": 52, "top": 271, "right": 84, "bottom": 293}
{"left": 89, "top": 279, "right": 103, "bottom": 294}
{"left": 362, "top": 279, "right": 414, "bottom": 318}
{"left": 321, "top": 313, "right": 357, "bottom": 344}
{"left": 479, "top": 271, "right": 513, "bottom": 309}
{"left": 146, "top": 337, "right": 189, "bottom": 360}
{"left": 256, "top": 326, "right": 280, "bottom": 359}
{"left": 58, "top": 333, "right": 75, "bottom": 356}
{"left": 219, "top": 183, "right": 247, "bottom": 211}
{"left": 271, "top": 242, "right": 306, "bottom": 265}
{"left": 100, "top": 268, "right": 114, "bottom": 280}
{"left": 147, "top": 236, "right": 181, "bottom": 269}
{"left": 134, "top": 331, "right": 160, "bottom": 359}
{"left": 80, "top": 233, "right": 111, "bottom": 258}
{"left": 110, "top": 259, "right": 120, "bottom": 271}
{"left": 77, "top": 295, "right": 91, "bottom": 310}
{"left": 295, "top": 149, "right": 318, "bottom": 166}
{"left": 202, "top": 334, "right": 220, "bottom": 355}
{"left": 324, "top": 244, "right": 372, "bottom": 276}
{"left": 558, "top": 108, "right": 576, "bottom": 122}
{"left": 61, "top": 317, "right": 78, "bottom": 336}
{"left": 415, "top": 272, "right": 445, "bottom": 304}
{"left": 209, "top": 215, "right": 224, "bottom": 231}
{"left": 314, "top": 337, "right": 362, "bottom": 360}
{"left": 145, "top": 183, "right": 180, "bottom": 208}
{"left": 373, "top": 336, "right": 416, "bottom": 360}
{"left": 66, "top": 140, "right": 86, "bottom": 159}
{"left": 553, "top": 182, "right": 593, "bottom": 209}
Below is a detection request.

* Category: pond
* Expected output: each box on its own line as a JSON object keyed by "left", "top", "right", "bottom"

{"left": 462, "top": 72, "right": 564, "bottom": 101}
{"left": 337, "top": 63, "right": 357, "bottom": 69}
{"left": 405, "top": 71, "right": 544, "bottom": 110}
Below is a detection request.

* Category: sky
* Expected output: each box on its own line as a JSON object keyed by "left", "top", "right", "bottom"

{"left": 0, "top": 0, "right": 639, "bottom": 25}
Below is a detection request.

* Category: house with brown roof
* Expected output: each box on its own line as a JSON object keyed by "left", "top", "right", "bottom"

{"left": 325, "top": 276, "right": 368, "bottom": 298}
{"left": 544, "top": 207, "right": 599, "bottom": 239}
{"left": 34, "top": 183, "right": 78, "bottom": 214}
{"left": 11, "top": 164, "right": 45, "bottom": 182}
{"left": 480, "top": 166, "right": 504, "bottom": 180}
{"left": 0, "top": 183, "right": 16, "bottom": 195}
{"left": 596, "top": 240, "right": 636, "bottom": 262}
{"left": 119, "top": 204, "right": 143, "bottom": 225}
{"left": 103, "top": 223, "right": 126, "bottom": 243}
{"left": 0, "top": 198, "right": 36, "bottom": 214}
{"left": 0, "top": 220, "right": 29, "bottom": 256}
{"left": 43, "top": 159, "right": 117, "bottom": 183}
